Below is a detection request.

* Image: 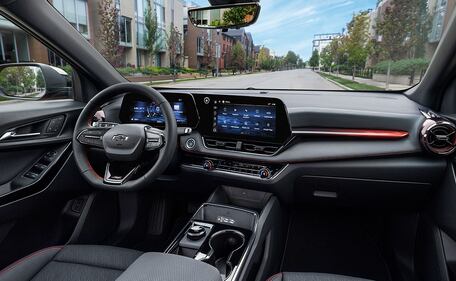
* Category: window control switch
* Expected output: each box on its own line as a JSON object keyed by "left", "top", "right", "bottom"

{"left": 24, "top": 172, "right": 39, "bottom": 180}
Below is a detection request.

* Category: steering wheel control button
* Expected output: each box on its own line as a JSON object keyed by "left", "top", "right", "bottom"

{"left": 203, "top": 160, "right": 215, "bottom": 171}
{"left": 187, "top": 225, "right": 207, "bottom": 241}
{"left": 185, "top": 138, "right": 196, "bottom": 150}
{"left": 78, "top": 130, "right": 104, "bottom": 148}
{"left": 145, "top": 127, "right": 165, "bottom": 151}
{"left": 259, "top": 168, "right": 271, "bottom": 179}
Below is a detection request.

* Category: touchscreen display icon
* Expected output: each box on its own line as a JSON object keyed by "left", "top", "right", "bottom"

{"left": 214, "top": 104, "right": 276, "bottom": 138}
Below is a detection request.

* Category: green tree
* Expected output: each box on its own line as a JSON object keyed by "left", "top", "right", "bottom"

{"left": 246, "top": 57, "right": 255, "bottom": 72}
{"left": 309, "top": 49, "right": 320, "bottom": 69}
{"left": 375, "top": 0, "right": 431, "bottom": 88}
{"left": 231, "top": 42, "right": 246, "bottom": 73}
{"left": 319, "top": 46, "right": 333, "bottom": 71}
{"left": 284, "top": 51, "right": 298, "bottom": 68}
{"left": 258, "top": 47, "right": 271, "bottom": 70}
{"left": 345, "top": 11, "right": 370, "bottom": 79}
{"left": 144, "top": 0, "right": 159, "bottom": 66}
{"left": 98, "top": 0, "right": 122, "bottom": 66}
{"left": 297, "top": 58, "right": 305, "bottom": 69}
{"left": 222, "top": 6, "right": 257, "bottom": 26}
{"left": 0, "top": 66, "right": 37, "bottom": 97}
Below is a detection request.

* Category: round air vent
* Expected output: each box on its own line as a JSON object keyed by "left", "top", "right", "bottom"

{"left": 421, "top": 119, "right": 456, "bottom": 155}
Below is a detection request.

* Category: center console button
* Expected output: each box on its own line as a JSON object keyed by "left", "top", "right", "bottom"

{"left": 187, "top": 225, "right": 206, "bottom": 241}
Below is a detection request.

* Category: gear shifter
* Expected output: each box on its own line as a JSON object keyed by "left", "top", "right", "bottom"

{"left": 187, "top": 225, "right": 207, "bottom": 241}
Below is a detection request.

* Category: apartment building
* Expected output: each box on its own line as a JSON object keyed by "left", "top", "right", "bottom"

{"left": 427, "top": 0, "right": 456, "bottom": 56}
{"left": 183, "top": 19, "right": 239, "bottom": 70}
{"left": 183, "top": 17, "right": 216, "bottom": 69}
{"left": 224, "top": 28, "right": 254, "bottom": 60}
{"left": 53, "top": 0, "right": 183, "bottom": 68}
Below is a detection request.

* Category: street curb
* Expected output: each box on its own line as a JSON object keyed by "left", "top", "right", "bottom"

{"left": 317, "top": 72, "right": 352, "bottom": 90}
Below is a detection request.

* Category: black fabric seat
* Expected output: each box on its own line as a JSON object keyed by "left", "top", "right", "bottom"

{"left": 267, "top": 272, "right": 374, "bottom": 281}
{"left": 0, "top": 245, "right": 222, "bottom": 281}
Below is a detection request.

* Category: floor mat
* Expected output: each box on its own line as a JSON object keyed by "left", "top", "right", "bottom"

{"left": 281, "top": 208, "right": 392, "bottom": 281}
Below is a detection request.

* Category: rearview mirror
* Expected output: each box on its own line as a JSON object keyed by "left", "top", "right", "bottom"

{"left": 0, "top": 63, "right": 72, "bottom": 100}
{"left": 188, "top": 3, "right": 260, "bottom": 29}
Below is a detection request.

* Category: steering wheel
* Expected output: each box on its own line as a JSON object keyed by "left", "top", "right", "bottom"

{"left": 72, "top": 83, "right": 177, "bottom": 191}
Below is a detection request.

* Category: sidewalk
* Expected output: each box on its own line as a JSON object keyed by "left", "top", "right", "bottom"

{"left": 326, "top": 72, "right": 410, "bottom": 91}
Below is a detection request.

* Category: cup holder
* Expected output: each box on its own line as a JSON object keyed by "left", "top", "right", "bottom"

{"left": 206, "top": 229, "right": 246, "bottom": 278}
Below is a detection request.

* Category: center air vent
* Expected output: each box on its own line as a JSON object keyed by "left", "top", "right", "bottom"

{"left": 204, "top": 138, "right": 238, "bottom": 151}
{"left": 204, "top": 138, "right": 280, "bottom": 155}
{"left": 421, "top": 117, "right": 456, "bottom": 155}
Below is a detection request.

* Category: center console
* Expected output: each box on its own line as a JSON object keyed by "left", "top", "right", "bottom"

{"left": 165, "top": 186, "right": 284, "bottom": 281}
{"left": 166, "top": 204, "right": 257, "bottom": 280}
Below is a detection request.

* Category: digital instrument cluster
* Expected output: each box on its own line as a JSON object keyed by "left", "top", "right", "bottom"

{"left": 130, "top": 100, "right": 187, "bottom": 125}
{"left": 119, "top": 93, "right": 199, "bottom": 128}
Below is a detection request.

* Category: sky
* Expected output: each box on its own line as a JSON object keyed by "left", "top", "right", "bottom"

{"left": 191, "top": 0, "right": 378, "bottom": 60}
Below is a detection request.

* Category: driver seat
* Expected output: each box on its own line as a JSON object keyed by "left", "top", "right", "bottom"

{"left": 0, "top": 244, "right": 222, "bottom": 281}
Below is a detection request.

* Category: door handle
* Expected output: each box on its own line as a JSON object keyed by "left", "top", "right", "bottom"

{"left": 0, "top": 131, "right": 41, "bottom": 141}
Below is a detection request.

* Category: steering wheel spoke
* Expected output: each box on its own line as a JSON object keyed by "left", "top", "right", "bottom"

{"left": 104, "top": 162, "right": 140, "bottom": 185}
{"left": 76, "top": 127, "right": 112, "bottom": 148}
{"left": 145, "top": 126, "right": 165, "bottom": 151}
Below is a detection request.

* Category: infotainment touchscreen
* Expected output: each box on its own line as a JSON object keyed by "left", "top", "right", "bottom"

{"left": 129, "top": 100, "right": 188, "bottom": 125}
{"left": 214, "top": 104, "right": 276, "bottom": 138}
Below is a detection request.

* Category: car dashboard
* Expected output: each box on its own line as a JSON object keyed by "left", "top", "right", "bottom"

{"left": 102, "top": 89, "right": 448, "bottom": 206}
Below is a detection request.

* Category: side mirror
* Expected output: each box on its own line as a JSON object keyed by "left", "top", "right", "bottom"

{"left": 188, "top": 3, "right": 260, "bottom": 29}
{"left": 0, "top": 63, "right": 72, "bottom": 100}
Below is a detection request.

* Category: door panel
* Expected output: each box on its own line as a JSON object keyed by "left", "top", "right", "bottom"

{"left": 0, "top": 100, "right": 84, "bottom": 205}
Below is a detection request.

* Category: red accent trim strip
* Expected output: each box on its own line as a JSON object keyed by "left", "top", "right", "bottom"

{"left": 293, "top": 128, "right": 409, "bottom": 139}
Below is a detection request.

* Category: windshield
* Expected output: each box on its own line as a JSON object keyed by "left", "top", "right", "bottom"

{"left": 52, "top": 0, "right": 455, "bottom": 91}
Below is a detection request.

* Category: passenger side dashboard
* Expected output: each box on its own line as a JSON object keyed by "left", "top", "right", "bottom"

{"left": 105, "top": 89, "right": 449, "bottom": 207}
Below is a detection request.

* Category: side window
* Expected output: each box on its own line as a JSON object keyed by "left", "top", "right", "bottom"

{"left": 0, "top": 16, "right": 73, "bottom": 102}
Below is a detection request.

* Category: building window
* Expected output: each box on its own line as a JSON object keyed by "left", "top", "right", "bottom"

{"left": 197, "top": 37, "right": 204, "bottom": 55}
{"left": 137, "top": 22, "right": 146, "bottom": 48}
{"left": 48, "top": 50, "right": 66, "bottom": 67}
{"left": 136, "top": 49, "right": 142, "bottom": 67}
{"left": 155, "top": 0, "right": 166, "bottom": 28}
{"left": 0, "top": 29, "right": 30, "bottom": 64}
{"left": 53, "top": 0, "right": 89, "bottom": 38}
{"left": 156, "top": 53, "right": 161, "bottom": 66}
{"left": 119, "top": 16, "right": 132, "bottom": 46}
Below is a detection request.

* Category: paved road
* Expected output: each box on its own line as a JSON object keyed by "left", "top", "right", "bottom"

{"left": 165, "top": 69, "right": 343, "bottom": 90}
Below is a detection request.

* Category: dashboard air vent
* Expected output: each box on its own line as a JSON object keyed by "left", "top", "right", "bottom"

{"left": 421, "top": 117, "right": 456, "bottom": 155}
{"left": 204, "top": 138, "right": 280, "bottom": 155}
{"left": 242, "top": 143, "right": 279, "bottom": 155}
{"left": 204, "top": 138, "right": 238, "bottom": 151}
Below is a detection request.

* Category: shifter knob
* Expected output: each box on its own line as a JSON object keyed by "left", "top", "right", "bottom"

{"left": 187, "top": 225, "right": 206, "bottom": 241}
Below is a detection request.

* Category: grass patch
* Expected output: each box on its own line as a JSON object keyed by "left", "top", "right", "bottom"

{"left": 319, "top": 72, "right": 384, "bottom": 91}
{"left": 148, "top": 76, "right": 214, "bottom": 86}
{"left": 0, "top": 95, "right": 10, "bottom": 102}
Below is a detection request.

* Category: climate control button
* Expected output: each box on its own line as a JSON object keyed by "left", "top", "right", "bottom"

{"left": 203, "top": 160, "right": 215, "bottom": 171}
{"left": 259, "top": 168, "right": 271, "bottom": 179}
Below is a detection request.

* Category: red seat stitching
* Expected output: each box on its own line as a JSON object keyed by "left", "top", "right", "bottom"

{"left": 267, "top": 272, "right": 283, "bottom": 281}
{"left": 0, "top": 246, "right": 63, "bottom": 276}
